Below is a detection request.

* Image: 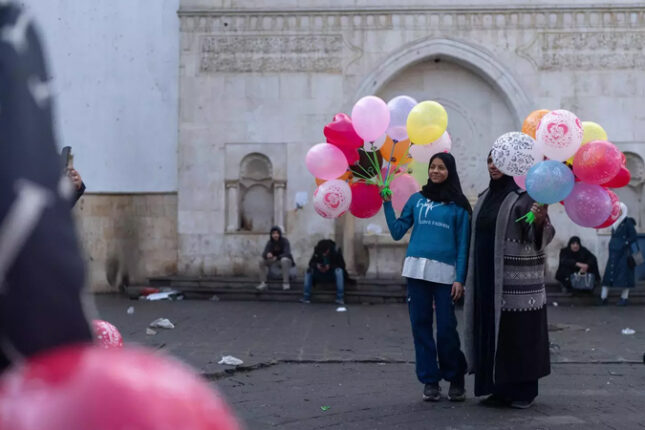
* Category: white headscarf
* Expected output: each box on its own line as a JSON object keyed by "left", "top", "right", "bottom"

{"left": 613, "top": 202, "right": 628, "bottom": 229}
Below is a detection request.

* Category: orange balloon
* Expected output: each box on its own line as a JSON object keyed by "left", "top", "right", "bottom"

{"left": 522, "top": 109, "right": 550, "bottom": 139}
{"left": 379, "top": 137, "right": 412, "bottom": 166}
{"left": 315, "top": 170, "right": 353, "bottom": 186}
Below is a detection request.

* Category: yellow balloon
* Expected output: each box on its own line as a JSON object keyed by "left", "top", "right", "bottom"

{"left": 582, "top": 121, "right": 608, "bottom": 144}
{"left": 406, "top": 101, "right": 448, "bottom": 145}
{"left": 567, "top": 121, "right": 608, "bottom": 165}
{"left": 408, "top": 160, "right": 429, "bottom": 185}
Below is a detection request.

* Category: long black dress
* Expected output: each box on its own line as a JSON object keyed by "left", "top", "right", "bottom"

{"left": 473, "top": 176, "right": 550, "bottom": 402}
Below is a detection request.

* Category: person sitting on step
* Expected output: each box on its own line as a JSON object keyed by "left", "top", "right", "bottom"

{"left": 257, "top": 226, "right": 294, "bottom": 291}
{"left": 301, "top": 239, "right": 347, "bottom": 305}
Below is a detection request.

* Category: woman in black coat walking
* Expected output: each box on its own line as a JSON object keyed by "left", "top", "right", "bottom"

{"left": 600, "top": 203, "right": 639, "bottom": 306}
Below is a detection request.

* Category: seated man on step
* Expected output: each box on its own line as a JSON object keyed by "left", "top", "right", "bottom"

{"left": 301, "top": 239, "right": 347, "bottom": 305}
{"left": 257, "top": 226, "right": 294, "bottom": 291}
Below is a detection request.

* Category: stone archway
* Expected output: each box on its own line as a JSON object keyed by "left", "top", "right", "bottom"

{"left": 345, "top": 37, "right": 532, "bottom": 274}
{"left": 355, "top": 37, "right": 532, "bottom": 124}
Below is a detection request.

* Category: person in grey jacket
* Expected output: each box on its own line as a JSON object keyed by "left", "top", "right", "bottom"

{"left": 257, "top": 226, "right": 293, "bottom": 291}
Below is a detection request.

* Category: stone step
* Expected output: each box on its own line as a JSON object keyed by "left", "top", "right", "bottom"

{"left": 143, "top": 276, "right": 645, "bottom": 305}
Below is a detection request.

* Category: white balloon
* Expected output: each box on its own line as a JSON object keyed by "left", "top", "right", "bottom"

{"left": 535, "top": 109, "right": 583, "bottom": 162}
{"left": 491, "top": 132, "right": 541, "bottom": 176}
{"left": 363, "top": 133, "right": 387, "bottom": 151}
{"left": 409, "top": 132, "right": 452, "bottom": 163}
{"left": 313, "top": 180, "right": 352, "bottom": 219}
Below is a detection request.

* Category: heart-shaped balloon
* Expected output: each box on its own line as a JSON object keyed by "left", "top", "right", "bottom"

{"left": 324, "top": 113, "right": 363, "bottom": 149}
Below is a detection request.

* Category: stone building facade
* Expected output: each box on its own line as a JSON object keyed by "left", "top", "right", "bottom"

{"left": 175, "top": 1, "right": 645, "bottom": 284}
{"left": 35, "top": 1, "right": 645, "bottom": 289}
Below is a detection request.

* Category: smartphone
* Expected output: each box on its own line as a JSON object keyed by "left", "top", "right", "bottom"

{"left": 60, "top": 146, "right": 73, "bottom": 172}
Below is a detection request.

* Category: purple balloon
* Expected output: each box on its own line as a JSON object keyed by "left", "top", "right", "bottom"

{"left": 305, "top": 143, "right": 349, "bottom": 180}
{"left": 564, "top": 183, "right": 613, "bottom": 227}
{"left": 386, "top": 96, "right": 417, "bottom": 141}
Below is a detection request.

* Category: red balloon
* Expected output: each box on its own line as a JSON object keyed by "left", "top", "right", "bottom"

{"left": 0, "top": 346, "right": 240, "bottom": 430}
{"left": 92, "top": 320, "right": 123, "bottom": 349}
{"left": 572, "top": 140, "right": 622, "bottom": 184}
{"left": 324, "top": 113, "right": 363, "bottom": 164}
{"left": 595, "top": 190, "right": 621, "bottom": 229}
{"left": 324, "top": 113, "right": 363, "bottom": 148}
{"left": 601, "top": 166, "right": 631, "bottom": 188}
{"left": 620, "top": 151, "right": 626, "bottom": 166}
{"left": 349, "top": 182, "right": 382, "bottom": 218}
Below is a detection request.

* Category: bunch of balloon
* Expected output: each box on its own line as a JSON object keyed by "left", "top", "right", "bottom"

{"left": 308, "top": 95, "right": 442, "bottom": 219}
{"left": 511, "top": 109, "right": 630, "bottom": 229}
{"left": 570, "top": 137, "right": 629, "bottom": 228}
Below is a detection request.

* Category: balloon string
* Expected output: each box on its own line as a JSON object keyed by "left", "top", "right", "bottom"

{"left": 364, "top": 149, "right": 385, "bottom": 187}
{"left": 352, "top": 163, "right": 379, "bottom": 183}
{"left": 383, "top": 139, "right": 397, "bottom": 184}
{"left": 380, "top": 139, "right": 399, "bottom": 198}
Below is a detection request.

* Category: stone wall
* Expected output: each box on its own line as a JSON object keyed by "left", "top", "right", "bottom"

{"left": 177, "top": 2, "right": 645, "bottom": 280}
{"left": 74, "top": 194, "right": 178, "bottom": 292}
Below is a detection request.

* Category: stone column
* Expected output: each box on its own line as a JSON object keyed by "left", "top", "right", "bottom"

{"left": 225, "top": 180, "right": 239, "bottom": 232}
{"left": 342, "top": 214, "right": 357, "bottom": 275}
{"left": 273, "top": 181, "right": 286, "bottom": 231}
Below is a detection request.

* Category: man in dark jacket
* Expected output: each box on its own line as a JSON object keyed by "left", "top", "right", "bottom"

{"left": 301, "top": 239, "right": 346, "bottom": 305}
{"left": 0, "top": 2, "right": 93, "bottom": 372}
{"left": 257, "top": 226, "right": 294, "bottom": 291}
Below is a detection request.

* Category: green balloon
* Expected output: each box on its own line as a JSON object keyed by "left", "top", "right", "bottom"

{"left": 409, "top": 160, "right": 428, "bottom": 186}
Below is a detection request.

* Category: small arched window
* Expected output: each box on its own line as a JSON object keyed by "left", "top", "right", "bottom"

{"left": 239, "top": 153, "right": 274, "bottom": 232}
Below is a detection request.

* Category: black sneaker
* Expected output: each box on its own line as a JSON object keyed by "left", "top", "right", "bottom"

{"left": 599, "top": 298, "right": 609, "bottom": 306}
{"left": 422, "top": 383, "right": 441, "bottom": 402}
{"left": 479, "top": 394, "right": 509, "bottom": 407}
{"left": 448, "top": 378, "right": 466, "bottom": 402}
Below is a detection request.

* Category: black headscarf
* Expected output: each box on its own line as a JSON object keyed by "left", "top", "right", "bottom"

{"left": 477, "top": 152, "right": 520, "bottom": 230}
{"left": 420, "top": 152, "right": 472, "bottom": 215}
{"left": 556, "top": 236, "right": 601, "bottom": 283}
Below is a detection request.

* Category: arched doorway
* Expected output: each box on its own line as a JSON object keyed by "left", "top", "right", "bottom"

{"left": 346, "top": 38, "right": 528, "bottom": 274}
{"left": 375, "top": 57, "right": 517, "bottom": 198}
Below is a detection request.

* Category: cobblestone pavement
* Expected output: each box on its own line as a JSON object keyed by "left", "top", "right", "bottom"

{"left": 94, "top": 295, "right": 645, "bottom": 429}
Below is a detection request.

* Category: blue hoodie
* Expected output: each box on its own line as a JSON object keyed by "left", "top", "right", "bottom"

{"left": 384, "top": 192, "right": 470, "bottom": 283}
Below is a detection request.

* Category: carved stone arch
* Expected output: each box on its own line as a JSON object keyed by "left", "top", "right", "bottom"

{"left": 240, "top": 153, "right": 273, "bottom": 188}
{"left": 354, "top": 37, "right": 532, "bottom": 124}
{"left": 624, "top": 151, "right": 645, "bottom": 186}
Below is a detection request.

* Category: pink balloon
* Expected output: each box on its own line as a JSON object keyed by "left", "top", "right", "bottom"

{"left": 536, "top": 109, "right": 583, "bottom": 161}
{"left": 92, "top": 320, "right": 123, "bottom": 349}
{"left": 409, "top": 132, "right": 452, "bottom": 163}
{"left": 564, "top": 183, "right": 612, "bottom": 228}
{"left": 305, "top": 143, "right": 349, "bottom": 180}
{"left": 313, "top": 180, "right": 352, "bottom": 218}
{"left": 0, "top": 346, "right": 241, "bottom": 430}
{"left": 573, "top": 140, "right": 622, "bottom": 184}
{"left": 380, "top": 165, "right": 406, "bottom": 183}
{"left": 514, "top": 175, "right": 527, "bottom": 190}
{"left": 351, "top": 96, "right": 390, "bottom": 142}
{"left": 390, "top": 174, "right": 421, "bottom": 212}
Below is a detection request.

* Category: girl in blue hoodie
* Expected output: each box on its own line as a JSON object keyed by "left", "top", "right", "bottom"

{"left": 383, "top": 152, "right": 471, "bottom": 402}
